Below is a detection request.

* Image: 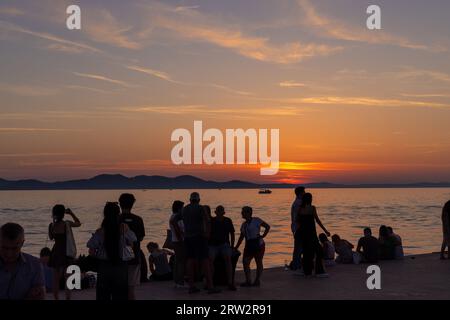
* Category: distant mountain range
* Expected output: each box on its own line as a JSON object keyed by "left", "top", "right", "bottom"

{"left": 0, "top": 174, "right": 450, "bottom": 190}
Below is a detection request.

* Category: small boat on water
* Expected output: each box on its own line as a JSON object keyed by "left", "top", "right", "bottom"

{"left": 258, "top": 188, "right": 272, "bottom": 194}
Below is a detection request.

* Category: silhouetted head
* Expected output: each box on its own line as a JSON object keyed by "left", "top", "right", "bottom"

{"left": 146, "top": 242, "right": 159, "bottom": 253}
{"left": 119, "top": 193, "right": 136, "bottom": 211}
{"left": 364, "top": 227, "right": 372, "bottom": 237}
{"left": 190, "top": 192, "right": 200, "bottom": 204}
{"left": 295, "top": 186, "right": 305, "bottom": 197}
{"left": 172, "top": 200, "right": 184, "bottom": 214}
{"left": 331, "top": 234, "right": 341, "bottom": 244}
{"left": 40, "top": 247, "right": 51, "bottom": 265}
{"left": 241, "top": 206, "right": 253, "bottom": 220}
{"left": 215, "top": 205, "right": 225, "bottom": 217}
{"left": 387, "top": 226, "right": 394, "bottom": 235}
{"left": 319, "top": 233, "right": 329, "bottom": 244}
{"left": 379, "top": 225, "right": 389, "bottom": 239}
{"left": 102, "top": 202, "right": 121, "bottom": 263}
{"left": 52, "top": 204, "right": 65, "bottom": 222}
{"left": 444, "top": 200, "right": 450, "bottom": 213}
{"left": 301, "top": 193, "right": 313, "bottom": 207}
{"left": 103, "top": 202, "right": 121, "bottom": 219}
{"left": 0, "top": 223, "right": 25, "bottom": 263}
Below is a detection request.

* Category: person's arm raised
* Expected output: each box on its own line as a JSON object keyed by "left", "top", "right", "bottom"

{"left": 66, "top": 208, "right": 81, "bottom": 227}
{"left": 313, "top": 207, "right": 330, "bottom": 237}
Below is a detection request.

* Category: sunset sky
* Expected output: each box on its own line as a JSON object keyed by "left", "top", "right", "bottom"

{"left": 1, "top": 0, "right": 450, "bottom": 184}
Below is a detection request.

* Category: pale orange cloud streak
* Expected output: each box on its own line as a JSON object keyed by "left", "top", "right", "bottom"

{"left": 83, "top": 10, "right": 141, "bottom": 49}
{"left": 297, "top": 0, "right": 443, "bottom": 52}
{"left": 0, "top": 20, "right": 101, "bottom": 53}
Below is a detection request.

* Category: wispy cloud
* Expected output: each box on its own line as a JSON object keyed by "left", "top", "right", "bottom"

{"left": 0, "top": 20, "right": 101, "bottom": 53}
{"left": 127, "top": 65, "right": 176, "bottom": 82}
{"left": 297, "top": 0, "right": 443, "bottom": 52}
{"left": 0, "top": 153, "right": 74, "bottom": 158}
{"left": 0, "top": 7, "right": 24, "bottom": 16}
{"left": 140, "top": 2, "right": 341, "bottom": 64}
{"left": 64, "top": 85, "right": 115, "bottom": 94}
{"left": 174, "top": 6, "right": 200, "bottom": 13}
{"left": 73, "top": 72, "right": 131, "bottom": 87}
{"left": 266, "top": 96, "right": 450, "bottom": 109}
{"left": 0, "top": 83, "right": 58, "bottom": 96}
{"left": 279, "top": 81, "right": 306, "bottom": 88}
{"left": 46, "top": 43, "right": 85, "bottom": 54}
{"left": 0, "top": 128, "right": 71, "bottom": 133}
{"left": 127, "top": 64, "right": 252, "bottom": 95}
{"left": 400, "top": 93, "right": 450, "bottom": 98}
{"left": 394, "top": 67, "right": 450, "bottom": 83}
{"left": 207, "top": 84, "right": 252, "bottom": 96}
{"left": 121, "top": 104, "right": 306, "bottom": 118}
{"left": 83, "top": 10, "right": 141, "bottom": 49}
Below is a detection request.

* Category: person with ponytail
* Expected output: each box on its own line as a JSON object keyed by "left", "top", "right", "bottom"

{"left": 87, "top": 202, "right": 137, "bottom": 300}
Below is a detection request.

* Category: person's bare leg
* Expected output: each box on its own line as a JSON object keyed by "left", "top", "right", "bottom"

{"left": 52, "top": 269, "right": 61, "bottom": 300}
{"left": 243, "top": 257, "right": 251, "bottom": 284}
{"left": 254, "top": 256, "right": 263, "bottom": 285}
{"left": 209, "top": 257, "right": 215, "bottom": 284}
{"left": 224, "top": 255, "right": 233, "bottom": 287}
{"left": 441, "top": 240, "right": 446, "bottom": 259}
{"left": 187, "top": 259, "right": 196, "bottom": 289}
{"left": 64, "top": 270, "right": 71, "bottom": 300}
{"left": 201, "top": 259, "right": 213, "bottom": 289}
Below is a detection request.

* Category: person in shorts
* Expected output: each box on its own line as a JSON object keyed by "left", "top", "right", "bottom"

{"left": 209, "top": 205, "right": 236, "bottom": 291}
{"left": 235, "top": 206, "right": 270, "bottom": 287}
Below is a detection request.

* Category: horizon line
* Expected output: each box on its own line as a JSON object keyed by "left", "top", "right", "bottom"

{"left": 1, "top": 173, "right": 450, "bottom": 187}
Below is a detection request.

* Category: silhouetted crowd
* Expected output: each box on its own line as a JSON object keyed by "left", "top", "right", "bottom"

{"left": 1, "top": 188, "right": 449, "bottom": 300}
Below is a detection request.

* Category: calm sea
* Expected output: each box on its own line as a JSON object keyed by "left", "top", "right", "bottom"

{"left": 0, "top": 188, "right": 449, "bottom": 268}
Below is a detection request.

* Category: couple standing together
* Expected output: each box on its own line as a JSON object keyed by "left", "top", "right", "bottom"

{"left": 290, "top": 187, "right": 330, "bottom": 277}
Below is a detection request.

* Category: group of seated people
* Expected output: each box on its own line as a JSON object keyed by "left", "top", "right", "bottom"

{"left": 319, "top": 225, "right": 404, "bottom": 265}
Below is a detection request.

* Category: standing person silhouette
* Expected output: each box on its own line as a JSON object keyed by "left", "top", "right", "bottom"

{"left": 87, "top": 202, "right": 136, "bottom": 300}
{"left": 291, "top": 187, "right": 305, "bottom": 271}
{"left": 169, "top": 200, "right": 186, "bottom": 288}
{"left": 235, "top": 206, "right": 270, "bottom": 287}
{"left": 209, "top": 205, "right": 236, "bottom": 291}
{"left": 182, "top": 192, "right": 219, "bottom": 294}
{"left": 440, "top": 200, "right": 450, "bottom": 259}
{"left": 48, "top": 205, "right": 81, "bottom": 300}
{"left": 296, "top": 193, "right": 330, "bottom": 277}
{"left": 118, "top": 193, "right": 146, "bottom": 300}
